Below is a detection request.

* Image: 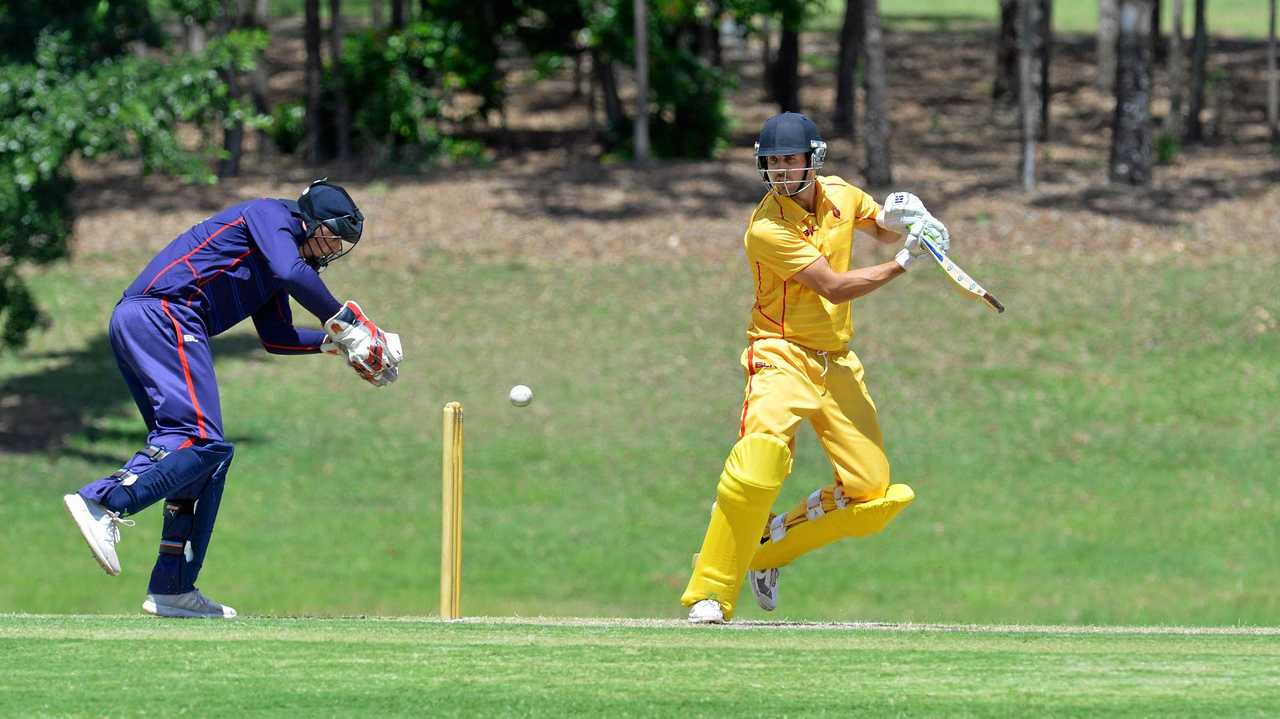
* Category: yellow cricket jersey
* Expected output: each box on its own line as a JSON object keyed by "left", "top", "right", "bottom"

{"left": 745, "top": 175, "right": 882, "bottom": 351}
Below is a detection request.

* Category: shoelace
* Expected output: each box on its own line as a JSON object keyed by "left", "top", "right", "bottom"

{"left": 102, "top": 511, "right": 136, "bottom": 544}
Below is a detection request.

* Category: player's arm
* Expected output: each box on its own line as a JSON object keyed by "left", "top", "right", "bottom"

{"left": 244, "top": 203, "right": 343, "bottom": 322}
{"left": 791, "top": 256, "right": 904, "bottom": 304}
{"left": 250, "top": 293, "right": 333, "bottom": 355}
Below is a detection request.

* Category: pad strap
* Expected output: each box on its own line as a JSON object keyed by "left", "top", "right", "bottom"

{"left": 142, "top": 445, "right": 170, "bottom": 461}
{"left": 110, "top": 468, "right": 139, "bottom": 486}
{"left": 805, "top": 489, "right": 826, "bottom": 520}
{"left": 769, "top": 514, "right": 788, "bottom": 543}
{"left": 158, "top": 540, "right": 186, "bottom": 556}
{"left": 164, "top": 500, "right": 196, "bottom": 516}
{"left": 833, "top": 485, "right": 850, "bottom": 510}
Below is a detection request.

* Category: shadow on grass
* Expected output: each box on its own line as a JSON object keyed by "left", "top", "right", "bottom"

{"left": 0, "top": 332, "right": 267, "bottom": 463}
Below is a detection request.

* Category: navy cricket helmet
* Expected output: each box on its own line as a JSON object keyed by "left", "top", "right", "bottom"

{"left": 754, "top": 112, "right": 828, "bottom": 196}
{"left": 296, "top": 178, "right": 364, "bottom": 269}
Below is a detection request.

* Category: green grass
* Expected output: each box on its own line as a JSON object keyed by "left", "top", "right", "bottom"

{"left": 808, "top": 0, "right": 1272, "bottom": 38}
{"left": 3, "top": 616, "right": 1278, "bottom": 717}
{"left": 2, "top": 238, "right": 1277, "bottom": 625}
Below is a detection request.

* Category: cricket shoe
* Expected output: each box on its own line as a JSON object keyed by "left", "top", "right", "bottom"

{"left": 63, "top": 493, "right": 134, "bottom": 576}
{"left": 687, "top": 599, "right": 727, "bottom": 625}
{"left": 143, "top": 589, "right": 237, "bottom": 618}
{"left": 748, "top": 568, "right": 779, "bottom": 612}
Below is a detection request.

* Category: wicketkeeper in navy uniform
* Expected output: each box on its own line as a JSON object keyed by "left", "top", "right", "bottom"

{"left": 63, "top": 179, "right": 403, "bottom": 618}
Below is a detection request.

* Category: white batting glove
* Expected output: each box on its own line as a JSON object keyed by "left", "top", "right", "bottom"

{"left": 876, "top": 192, "right": 929, "bottom": 234}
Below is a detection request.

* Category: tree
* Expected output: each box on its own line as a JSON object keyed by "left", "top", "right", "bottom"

{"left": 330, "top": 0, "right": 351, "bottom": 161}
{"left": 1269, "top": 0, "right": 1278, "bottom": 143}
{"left": 1018, "top": 0, "right": 1040, "bottom": 190}
{"left": 1110, "top": 0, "right": 1154, "bottom": 185}
{"left": 994, "top": 0, "right": 1018, "bottom": 106}
{"left": 773, "top": 1, "right": 803, "bottom": 111}
{"left": 833, "top": 0, "right": 864, "bottom": 135}
{"left": 305, "top": 0, "right": 322, "bottom": 163}
{"left": 1185, "top": 0, "right": 1207, "bottom": 142}
{"left": 1036, "top": 0, "right": 1052, "bottom": 140}
{"left": 862, "top": 0, "right": 891, "bottom": 185}
{"left": 634, "top": 0, "right": 651, "bottom": 163}
{"left": 1098, "top": 0, "right": 1119, "bottom": 91}
{"left": 1162, "top": 0, "right": 1185, "bottom": 142}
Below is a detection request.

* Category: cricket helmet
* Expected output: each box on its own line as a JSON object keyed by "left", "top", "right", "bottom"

{"left": 296, "top": 178, "right": 364, "bottom": 269}
{"left": 754, "top": 112, "right": 827, "bottom": 197}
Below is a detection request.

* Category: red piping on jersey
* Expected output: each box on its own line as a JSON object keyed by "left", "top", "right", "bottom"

{"left": 184, "top": 259, "right": 200, "bottom": 280}
{"left": 142, "top": 218, "right": 245, "bottom": 293}
{"left": 262, "top": 340, "right": 319, "bottom": 353}
{"left": 780, "top": 281, "right": 787, "bottom": 339}
{"left": 161, "top": 299, "right": 207, "bottom": 439}
{"left": 196, "top": 248, "right": 256, "bottom": 288}
{"left": 739, "top": 344, "right": 757, "bottom": 438}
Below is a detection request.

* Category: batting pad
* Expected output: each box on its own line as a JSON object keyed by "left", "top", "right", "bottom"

{"left": 681, "top": 434, "right": 792, "bottom": 619}
{"left": 748, "top": 483, "right": 914, "bottom": 571}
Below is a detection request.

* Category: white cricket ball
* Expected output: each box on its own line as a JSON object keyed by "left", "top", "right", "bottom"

{"left": 508, "top": 384, "right": 533, "bottom": 407}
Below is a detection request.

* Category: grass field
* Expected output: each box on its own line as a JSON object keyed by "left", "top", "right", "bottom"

{"left": 3, "top": 615, "right": 1279, "bottom": 717}
{"left": 2, "top": 229, "right": 1278, "bottom": 624}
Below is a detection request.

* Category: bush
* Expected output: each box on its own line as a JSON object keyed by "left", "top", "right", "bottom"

{"left": 269, "top": 101, "right": 307, "bottom": 154}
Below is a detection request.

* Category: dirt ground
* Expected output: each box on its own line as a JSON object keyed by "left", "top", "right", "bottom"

{"left": 70, "top": 24, "right": 1280, "bottom": 267}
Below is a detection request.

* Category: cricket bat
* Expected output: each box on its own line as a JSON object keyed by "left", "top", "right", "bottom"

{"left": 917, "top": 234, "right": 1005, "bottom": 314}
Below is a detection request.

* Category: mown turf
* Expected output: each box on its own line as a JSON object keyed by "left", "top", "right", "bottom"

{"left": 2, "top": 615, "right": 1278, "bottom": 718}
{"left": 2, "top": 238, "right": 1277, "bottom": 625}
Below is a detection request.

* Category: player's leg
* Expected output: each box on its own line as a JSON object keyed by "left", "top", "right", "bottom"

{"left": 143, "top": 450, "right": 236, "bottom": 618}
{"left": 682, "top": 340, "right": 818, "bottom": 621}
{"left": 749, "top": 350, "right": 914, "bottom": 572}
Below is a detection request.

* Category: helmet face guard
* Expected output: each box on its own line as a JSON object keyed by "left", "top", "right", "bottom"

{"left": 753, "top": 112, "right": 828, "bottom": 197}
{"left": 755, "top": 140, "right": 827, "bottom": 197}
{"left": 298, "top": 179, "right": 364, "bottom": 270}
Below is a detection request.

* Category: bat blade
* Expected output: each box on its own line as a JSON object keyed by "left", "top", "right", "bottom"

{"left": 918, "top": 236, "right": 1005, "bottom": 314}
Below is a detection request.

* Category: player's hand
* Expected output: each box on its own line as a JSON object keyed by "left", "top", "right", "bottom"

{"left": 876, "top": 192, "right": 929, "bottom": 234}
{"left": 325, "top": 301, "right": 404, "bottom": 379}
{"left": 915, "top": 215, "right": 950, "bottom": 254}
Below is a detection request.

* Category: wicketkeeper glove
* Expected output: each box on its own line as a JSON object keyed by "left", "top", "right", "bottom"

{"left": 324, "top": 301, "right": 404, "bottom": 387}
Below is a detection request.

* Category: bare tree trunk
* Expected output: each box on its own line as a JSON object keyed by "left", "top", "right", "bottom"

{"left": 329, "top": 0, "right": 350, "bottom": 160}
{"left": 305, "top": 0, "right": 323, "bottom": 163}
{"left": 1151, "top": 0, "right": 1165, "bottom": 61}
{"left": 994, "top": 0, "right": 1018, "bottom": 106}
{"left": 1270, "top": 0, "right": 1278, "bottom": 143}
{"left": 1037, "top": 0, "right": 1052, "bottom": 140}
{"left": 390, "top": 0, "right": 405, "bottom": 29}
{"left": 1098, "top": 0, "right": 1119, "bottom": 92}
{"left": 834, "top": 0, "right": 864, "bottom": 135}
{"left": 1163, "top": 0, "right": 1185, "bottom": 139}
{"left": 371, "top": 0, "right": 383, "bottom": 28}
{"left": 862, "top": 0, "right": 892, "bottom": 186}
{"left": 760, "top": 17, "right": 774, "bottom": 100}
{"left": 1185, "top": 0, "right": 1207, "bottom": 142}
{"left": 1110, "top": 0, "right": 1154, "bottom": 185}
{"left": 1018, "top": 0, "right": 1039, "bottom": 191}
{"left": 634, "top": 0, "right": 650, "bottom": 163}
{"left": 594, "top": 50, "right": 626, "bottom": 137}
{"left": 774, "top": 6, "right": 801, "bottom": 112}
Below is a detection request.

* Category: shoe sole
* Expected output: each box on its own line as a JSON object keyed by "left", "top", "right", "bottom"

{"left": 749, "top": 570, "right": 778, "bottom": 612}
{"left": 142, "top": 599, "right": 236, "bottom": 619}
{"left": 63, "top": 495, "right": 120, "bottom": 576}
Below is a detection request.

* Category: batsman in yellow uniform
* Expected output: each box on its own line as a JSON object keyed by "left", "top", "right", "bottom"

{"left": 683, "top": 112, "right": 952, "bottom": 623}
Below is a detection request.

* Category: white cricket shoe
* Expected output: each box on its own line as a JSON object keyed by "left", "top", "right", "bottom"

{"left": 749, "top": 568, "right": 779, "bottom": 612}
{"left": 63, "top": 493, "right": 134, "bottom": 576}
{"left": 143, "top": 589, "right": 238, "bottom": 618}
{"left": 687, "top": 599, "right": 727, "bottom": 624}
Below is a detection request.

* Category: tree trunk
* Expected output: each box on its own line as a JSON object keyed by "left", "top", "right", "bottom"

{"left": 1185, "top": 0, "right": 1207, "bottom": 142}
{"left": 633, "top": 0, "right": 650, "bottom": 163}
{"left": 1037, "top": 0, "right": 1052, "bottom": 141}
{"left": 1269, "top": 0, "right": 1278, "bottom": 143}
{"left": 390, "top": 0, "right": 405, "bottom": 29}
{"left": 862, "top": 0, "right": 892, "bottom": 186}
{"left": 305, "top": 0, "right": 323, "bottom": 163}
{"left": 1151, "top": 0, "right": 1165, "bottom": 61}
{"left": 594, "top": 50, "right": 626, "bottom": 136}
{"left": 760, "top": 17, "right": 773, "bottom": 100}
{"left": 833, "top": 0, "right": 863, "bottom": 135}
{"left": 371, "top": 0, "right": 383, "bottom": 28}
{"left": 1163, "top": 0, "right": 1185, "bottom": 139}
{"left": 994, "top": 0, "right": 1018, "bottom": 106}
{"left": 1110, "top": 0, "right": 1154, "bottom": 185}
{"left": 1018, "top": 0, "right": 1039, "bottom": 190}
{"left": 329, "top": 0, "right": 350, "bottom": 160}
{"left": 774, "top": 8, "right": 801, "bottom": 111}
{"left": 1098, "top": 0, "right": 1119, "bottom": 92}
